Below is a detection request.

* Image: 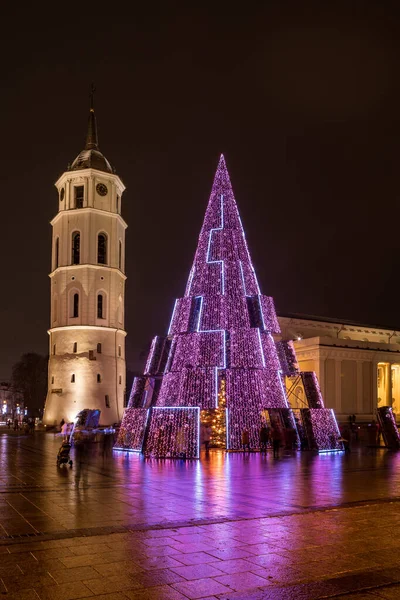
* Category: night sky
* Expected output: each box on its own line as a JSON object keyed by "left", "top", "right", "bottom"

{"left": 1, "top": 2, "right": 400, "bottom": 379}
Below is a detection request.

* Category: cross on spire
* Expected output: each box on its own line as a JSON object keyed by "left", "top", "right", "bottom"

{"left": 85, "top": 83, "right": 98, "bottom": 149}
{"left": 89, "top": 82, "right": 96, "bottom": 112}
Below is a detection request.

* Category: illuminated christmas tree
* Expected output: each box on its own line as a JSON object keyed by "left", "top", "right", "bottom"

{"left": 116, "top": 156, "right": 342, "bottom": 457}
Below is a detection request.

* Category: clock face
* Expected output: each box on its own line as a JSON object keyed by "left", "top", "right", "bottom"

{"left": 96, "top": 183, "right": 108, "bottom": 197}
{"left": 60, "top": 188, "right": 65, "bottom": 201}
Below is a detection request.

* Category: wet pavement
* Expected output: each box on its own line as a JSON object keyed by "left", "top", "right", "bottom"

{"left": 2, "top": 432, "right": 400, "bottom": 598}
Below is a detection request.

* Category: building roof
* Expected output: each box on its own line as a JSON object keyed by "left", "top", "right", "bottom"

{"left": 278, "top": 312, "right": 400, "bottom": 333}
{"left": 68, "top": 97, "right": 114, "bottom": 174}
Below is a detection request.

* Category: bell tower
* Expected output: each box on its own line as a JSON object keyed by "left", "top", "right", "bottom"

{"left": 43, "top": 92, "right": 127, "bottom": 426}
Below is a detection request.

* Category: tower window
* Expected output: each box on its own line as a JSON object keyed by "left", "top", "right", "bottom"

{"left": 73, "top": 342, "right": 77, "bottom": 353}
{"left": 97, "top": 343, "right": 102, "bottom": 353}
{"left": 89, "top": 350, "right": 94, "bottom": 360}
{"left": 97, "top": 374, "right": 101, "bottom": 383}
{"left": 97, "top": 294, "right": 104, "bottom": 319}
{"left": 97, "top": 233, "right": 107, "bottom": 264}
{"left": 73, "top": 293, "right": 79, "bottom": 318}
{"left": 119, "top": 375, "right": 122, "bottom": 385}
{"left": 53, "top": 344, "right": 56, "bottom": 355}
{"left": 71, "top": 231, "right": 80, "bottom": 265}
{"left": 71, "top": 374, "right": 75, "bottom": 383}
{"left": 118, "top": 345, "right": 121, "bottom": 357}
{"left": 117, "top": 195, "right": 120, "bottom": 214}
{"left": 75, "top": 186, "right": 84, "bottom": 209}
{"left": 51, "top": 376, "right": 54, "bottom": 384}
{"left": 105, "top": 395, "right": 110, "bottom": 408}
{"left": 55, "top": 237, "right": 59, "bottom": 269}
{"left": 119, "top": 240, "right": 122, "bottom": 270}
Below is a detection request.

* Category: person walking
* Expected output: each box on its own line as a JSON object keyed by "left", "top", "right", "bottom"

{"left": 259, "top": 425, "right": 269, "bottom": 453}
{"left": 271, "top": 426, "right": 281, "bottom": 458}
{"left": 61, "top": 421, "right": 69, "bottom": 442}
{"left": 242, "top": 428, "right": 250, "bottom": 452}
{"left": 203, "top": 426, "right": 211, "bottom": 453}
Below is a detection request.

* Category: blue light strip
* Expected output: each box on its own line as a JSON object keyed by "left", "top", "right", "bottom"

{"left": 186, "top": 266, "right": 195, "bottom": 296}
{"left": 238, "top": 214, "right": 261, "bottom": 294}
{"left": 206, "top": 194, "right": 225, "bottom": 295}
{"left": 167, "top": 299, "right": 178, "bottom": 335}
{"left": 196, "top": 296, "right": 204, "bottom": 332}
{"left": 144, "top": 336, "right": 157, "bottom": 374}
{"left": 226, "top": 408, "right": 229, "bottom": 449}
{"left": 239, "top": 261, "right": 246, "bottom": 295}
{"left": 197, "top": 408, "right": 200, "bottom": 458}
{"left": 141, "top": 409, "right": 150, "bottom": 452}
{"left": 153, "top": 406, "right": 199, "bottom": 410}
{"left": 278, "top": 369, "right": 291, "bottom": 408}
{"left": 259, "top": 297, "right": 267, "bottom": 332}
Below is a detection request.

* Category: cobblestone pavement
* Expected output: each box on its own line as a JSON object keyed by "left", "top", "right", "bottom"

{"left": 2, "top": 433, "right": 400, "bottom": 598}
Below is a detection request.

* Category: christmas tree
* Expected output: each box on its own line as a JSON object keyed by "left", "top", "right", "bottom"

{"left": 116, "top": 156, "right": 342, "bottom": 457}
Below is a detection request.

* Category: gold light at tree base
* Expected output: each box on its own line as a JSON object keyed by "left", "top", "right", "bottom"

{"left": 201, "top": 378, "right": 227, "bottom": 448}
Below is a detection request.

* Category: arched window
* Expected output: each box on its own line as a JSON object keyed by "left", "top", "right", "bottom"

{"left": 75, "top": 186, "right": 84, "bottom": 208}
{"left": 97, "top": 233, "right": 107, "bottom": 264}
{"left": 97, "top": 374, "right": 101, "bottom": 383}
{"left": 73, "top": 293, "right": 79, "bottom": 318}
{"left": 97, "top": 343, "right": 102, "bottom": 354}
{"left": 97, "top": 293, "right": 104, "bottom": 319}
{"left": 119, "top": 240, "right": 122, "bottom": 270}
{"left": 55, "top": 237, "right": 59, "bottom": 269}
{"left": 71, "top": 231, "right": 80, "bottom": 265}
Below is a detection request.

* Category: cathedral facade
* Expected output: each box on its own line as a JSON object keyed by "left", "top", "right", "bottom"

{"left": 279, "top": 314, "right": 400, "bottom": 422}
{"left": 43, "top": 102, "right": 127, "bottom": 426}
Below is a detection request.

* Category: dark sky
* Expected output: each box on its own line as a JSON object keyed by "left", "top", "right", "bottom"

{"left": 1, "top": 2, "right": 400, "bottom": 379}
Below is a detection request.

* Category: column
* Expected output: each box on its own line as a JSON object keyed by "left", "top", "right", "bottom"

{"left": 385, "top": 363, "right": 393, "bottom": 407}
{"left": 335, "top": 359, "right": 342, "bottom": 414}
{"left": 318, "top": 356, "right": 326, "bottom": 398}
{"left": 372, "top": 361, "right": 378, "bottom": 415}
{"left": 356, "top": 361, "right": 363, "bottom": 414}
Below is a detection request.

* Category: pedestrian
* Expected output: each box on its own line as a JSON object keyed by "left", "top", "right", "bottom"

{"left": 271, "top": 426, "right": 281, "bottom": 458}
{"left": 242, "top": 428, "right": 250, "bottom": 452}
{"left": 339, "top": 426, "right": 351, "bottom": 453}
{"left": 13, "top": 418, "right": 19, "bottom": 431}
{"left": 203, "top": 425, "right": 211, "bottom": 453}
{"left": 286, "top": 427, "right": 296, "bottom": 450}
{"left": 101, "top": 432, "right": 112, "bottom": 459}
{"left": 259, "top": 425, "right": 269, "bottom": 452}
{"left": 61, "top": 421, "right": 68, "bottom": 442}
{"left": 376, "top": 421, "right": 382, "bottom": 445}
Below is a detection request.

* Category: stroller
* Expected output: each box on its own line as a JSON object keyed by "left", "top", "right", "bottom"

{"left": 57, "top": 441, "right": 73, "bottom": 467}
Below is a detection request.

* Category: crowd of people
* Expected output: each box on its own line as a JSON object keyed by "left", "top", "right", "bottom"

{"left": 6, "top": 417, "right": 35, "bottom": 433}
{"left": 241, "top": 425, "right": 297, "bottom": 457}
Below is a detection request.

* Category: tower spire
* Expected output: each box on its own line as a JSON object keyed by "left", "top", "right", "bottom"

{"left": 85, "top": 83, "right": 98, "bottom": 150}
